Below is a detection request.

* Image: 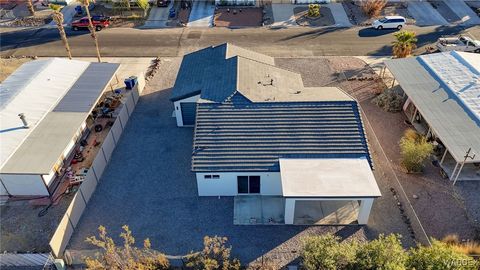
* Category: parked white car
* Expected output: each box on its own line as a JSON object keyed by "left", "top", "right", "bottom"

{"left": 372, "top": 16, "right": 406, "bottom": 30}
{"left": 436, "top": 35, "right": 480, "bottom": 53}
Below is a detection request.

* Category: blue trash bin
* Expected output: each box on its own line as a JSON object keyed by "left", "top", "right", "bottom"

{"left": 124, "top": 78, "right": 134, "bottom": 89}
{"left": 124, "top": 76, "right": 138, "bottom": 90}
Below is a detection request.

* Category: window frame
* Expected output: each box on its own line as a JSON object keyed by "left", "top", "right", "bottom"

{"left": 237, "top": 175, "right": 261, "bottom": 194}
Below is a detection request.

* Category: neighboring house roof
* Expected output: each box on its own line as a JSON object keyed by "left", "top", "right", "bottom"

{"left": 0, "top": 59, "right": 120, "bottom": 174}
{"left": 0, "top": 58, "right": 90, "bottom": 167}
{"left": 192, "top": 93, "right": 371, "bottom": 172}
{"left": 385, "top": 51, "right": 480, "bottom": 163}
{"left": 279, "top": 158, "right": 381, "bottom": 198}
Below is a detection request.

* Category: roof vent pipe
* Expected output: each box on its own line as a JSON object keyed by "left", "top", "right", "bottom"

{"left": 18, "top": 113, "right": 29, "bottom": 128}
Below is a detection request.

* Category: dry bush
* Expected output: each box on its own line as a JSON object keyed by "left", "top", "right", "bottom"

{"left": 442, "top": 234, "right": 480, "bottom": 256}
{"left": 372, "top": 87, "right": 404, "bottom": 112}
{"left": 85, "top": 225, "right": 169, "bottom": 270}
{"left": 399, "top": 129, "right": 433, "bottom": 173}
{"left": 361, "top": 0, "right": 387, "bottom": 18}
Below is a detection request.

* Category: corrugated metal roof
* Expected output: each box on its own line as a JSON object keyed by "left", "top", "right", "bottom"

{"left": 385, "top": 55, "right": 480, "bottom": 163}
{"left": 192, "top": 95, "right": 371, "bottom": 172}
{"left": 0, "top": 58, "right": 90, "bottom": 167}
{"left": 53, "top": 62, "right": 120, "bottom": 112}
{"left": 0, "top": 112, "right": 86, "bottom": 174}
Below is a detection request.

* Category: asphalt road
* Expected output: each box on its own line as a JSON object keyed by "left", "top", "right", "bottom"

{"left": 1, "top": 25, "right": 480, "bottom": 57}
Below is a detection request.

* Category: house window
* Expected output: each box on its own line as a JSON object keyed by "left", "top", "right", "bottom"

{"left": 204, "top": 175, "right": 220, "bottom": 179}
{"left": 237, "top": 176, "right": 260, "bottom": 194}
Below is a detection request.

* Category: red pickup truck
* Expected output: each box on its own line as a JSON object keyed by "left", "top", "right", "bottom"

{"left": 71, "top": 16, "right": 110, "bottom": 31}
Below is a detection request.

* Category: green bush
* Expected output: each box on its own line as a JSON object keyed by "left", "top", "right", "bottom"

{"left": 185, "top": 236, "right": 240, "bottom": 270}
{"left": 352, "top": 234, "right": 407, "bottom": 270}
{"left": 302, "top": 234, "right": 357, "bottom": 270}
{"left": 399, "top": 129, "right": 433, "bottom": 173}
{"left": 307, "top": 4, "right": 320, "bottom": 18}
{"left": 408, "top": 240, "right": 480, "bottom": 270}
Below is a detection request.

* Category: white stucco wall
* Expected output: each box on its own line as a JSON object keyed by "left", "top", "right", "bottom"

{"left": 196, "top": 172, "right": 282, "bottom": 196}
{"left": 0, "top": 174, "right": 49, "bottom": 196}
{"left": 173, "top": 95, "right": 200, "bottom": 127}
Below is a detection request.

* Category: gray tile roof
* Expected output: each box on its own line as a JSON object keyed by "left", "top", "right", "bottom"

{"left": 192, "top": 94, "right": 371, "bottom": 172}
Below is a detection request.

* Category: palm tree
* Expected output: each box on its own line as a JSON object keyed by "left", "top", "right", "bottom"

{"left": 79, "top": 0, "right": 102, "bottom": 62}
{"left": 392, "top": 30, "right": 418, "bottom": 58}
{"left": 26, "top": 0, "right": 35, "bottom": 16}
{"left": 50, "top": 4, "right": 72, "bottom": 59}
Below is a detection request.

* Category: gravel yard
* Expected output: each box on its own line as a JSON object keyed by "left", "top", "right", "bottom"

{"left": 213, "top": 7, "right": 263, "bottom": 28}
{"left": 342, "top": 1, "right": 414, "bottom": 26}
{"left": 293, "top": 6, "right": 335, "bottom": 27}
{"left": 67, "top": 56, "right": 415, "bottom": 267}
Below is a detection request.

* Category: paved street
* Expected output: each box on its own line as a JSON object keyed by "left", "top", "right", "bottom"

{"left": 2, "top": 25, "right": 479, "bottom": 57}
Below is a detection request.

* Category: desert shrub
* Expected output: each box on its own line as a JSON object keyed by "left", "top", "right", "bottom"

{"left": 373, "top": 87, "right": 404, "bottom": 112}
{"left": 352, "top": 234, "right": 407, "bottom": 270}
{"left": 408, "top": 239, "right": 479, "bottom": 270}
{"left": 186, "top": 236, "right": 240, "bottom": 270}
{"left": 442, "top": 234, "right": 480, "bottom": 257}
{"left": 399, "top": 129, "right": 433, "bottom": 173}
{"left": 361, "top": 0, "right": 387, "bottom": 18}
{"left": 302, "top": 234, "right": 357, "bottom": 270}
{"left": 85, "top": 225, "right": 169, "bottom": 270}
{"left": 307, "top": 4, "right": 320, "bottom": 18}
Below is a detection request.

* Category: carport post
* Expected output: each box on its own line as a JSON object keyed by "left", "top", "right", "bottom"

{"left": 284, "top": 199, "right": 295, "bottom": 225}
{"left": 358, "top": 198, "right": 374, "bottom": 225}
{"left": 440, "top": 149, "right": 448, "bottom": 165}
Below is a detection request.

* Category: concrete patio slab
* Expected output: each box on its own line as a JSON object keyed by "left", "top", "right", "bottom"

{"left": 443, "top": 0, "right": 480, "bottom": 25}
{"left": 234, "top": 196, "right": 285, "bottom": 225}
{"left": 294, "top": 200, "right": 359, "bottom": 225}
{"left": 407, "top": 1, "right": 449, "bottom": 26}
{"left": 188, "top": 0, "right": 214, "bottom": 27}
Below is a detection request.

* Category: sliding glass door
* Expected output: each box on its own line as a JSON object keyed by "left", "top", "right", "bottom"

{"left": 237, "top": 176, "right": 260, "bottom": 194}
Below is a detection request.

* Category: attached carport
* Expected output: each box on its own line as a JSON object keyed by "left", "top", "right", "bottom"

{"left": 280, "top": 158, "right": 381, "bottom": 225}
{"left": 385, "top": 52, "right": 480, "bottom": 183}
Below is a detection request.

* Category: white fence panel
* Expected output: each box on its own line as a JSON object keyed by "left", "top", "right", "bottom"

{"left": 118, "top": 104, "right": 130, "bottom": 129}
{"left": 65, "top": 192, "right": 86, "bottom": 227}
{"left": 101, "top": 132, "right": 115, "bottom": 162}
{"left": 78, "top": 169, "right": 98, "bottom": 203}
{"left": 91, "top": 150, "right": 107, "bottom": 181}
{"left": 125, "top": 93, "right": 135, "bottom": 116}
{"left": 49, "top": 214, "right": 74, "bottom": 258}
{"left": 110, "top": 117, "right": 123, "bottom": 145}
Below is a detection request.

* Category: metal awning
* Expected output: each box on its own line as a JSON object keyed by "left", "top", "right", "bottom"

{"left": 385, "top": 54, "right": 480, "bottom": 163}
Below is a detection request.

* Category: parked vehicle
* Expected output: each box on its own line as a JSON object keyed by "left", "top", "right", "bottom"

{"left": 372, "top": 16, "right": 406, "bottom": 30}
{"left": 157, "top": 0, "right": 170, "bottom": 7}
{"left": 71, "top": 16, "right": 110, "bottom": 31}
{"left": 436, "top": 35, "right": 480, "bottom": 53}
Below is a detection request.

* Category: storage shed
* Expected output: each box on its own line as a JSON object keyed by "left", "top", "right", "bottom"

{"left": 0, "top": 58, "right": 120, "bottom": 196}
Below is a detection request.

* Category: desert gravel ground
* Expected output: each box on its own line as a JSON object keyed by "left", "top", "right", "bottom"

{"left": 67, "top": 57, "right": 416, "bottom": 267}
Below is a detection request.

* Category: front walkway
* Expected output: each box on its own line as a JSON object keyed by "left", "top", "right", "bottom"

{"left": 187, "top": 0, "right": 214, "bottom": 27}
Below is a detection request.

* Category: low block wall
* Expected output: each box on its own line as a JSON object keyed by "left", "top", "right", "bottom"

{"left": 49, "top": 78, "right": 144, "bottom": 258}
